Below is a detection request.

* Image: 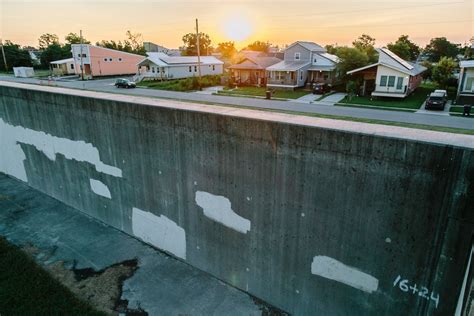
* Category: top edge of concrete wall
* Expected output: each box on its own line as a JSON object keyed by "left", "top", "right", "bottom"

{"left": 1, "top": 81, "right": 473, "bottom": 149}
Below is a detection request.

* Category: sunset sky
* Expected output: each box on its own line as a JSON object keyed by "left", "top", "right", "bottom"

{"left": 0, "top": 0, "right": 472, "bottom": 49}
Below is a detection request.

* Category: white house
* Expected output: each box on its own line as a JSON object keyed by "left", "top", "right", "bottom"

{"left": 347, "top": 48, "right": 426, "bottom": 98}
{"left": 50, "top": 58, "right": 76, "bottom": 76}
{"left": 265, "top": 41, "right": 339, "bottom": 89}
{"left": 457, "top": 60, "right": 474, "bottom": 104}
{"left": 136, "top": 52, "right": 223, "bottom": 81}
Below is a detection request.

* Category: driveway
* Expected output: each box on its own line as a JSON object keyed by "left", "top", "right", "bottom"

{"left": 294, "top": 93, "right": 320, "bottom": 103}
{"left": 318, "top": 93, "right": 347, "bottom": 105}
{"left": 0, "top": 76, "right": 473, "bottom": 131}
{"left": 416, "top": 100, "right": 451, "bottom": 116}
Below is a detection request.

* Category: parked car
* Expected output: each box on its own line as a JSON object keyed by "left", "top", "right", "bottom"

{"left": 115, "top": 78, "right": 136, "bottom": 88}
{"left": 425, "top": 91, "right": 447, "bottom": 110}
{"left": 434, "top": 89, "right": 447, "bottom": 97}
{"left": 312, "top": 83, "right": 330, "bottom": 94}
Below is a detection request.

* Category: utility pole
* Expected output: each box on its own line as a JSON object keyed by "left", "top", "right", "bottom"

{"left": 195, "top": 18, "right": 202, "bottom": 90}
{"left": 80, "top": 30, "right": 84, "bottom": 80}
{"left": 0, "top": 39, "right": 8, "bottom": 72}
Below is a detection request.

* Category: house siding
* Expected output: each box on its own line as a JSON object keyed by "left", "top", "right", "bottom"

{"left": 284, "top": 44, "right": 311, "bottom": 62}
{"left": 374, "top": 65, "right": 409, "bottom": 95}
{"left": 141, "top": 63, "right": 223, "bottom": 80}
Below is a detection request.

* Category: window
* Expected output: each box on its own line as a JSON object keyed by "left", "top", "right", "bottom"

{"left": 295, "top": 52, "right": 300, "bottom": 60}
{"left": 152, "top": 67, "right": 155, "bottom": 73}
{"left": 118, "top": 58, "right": 122, "bottom": 62}
{"left": 194, "top": 66, "right": 197, "bottom": 72}
{"left": 109, "top": 58, "right": 112, "bottom": 61}
{"left": 388, "top": 76, "right": 396, "bottom": 87}
{"left": 313, "top": 57, "right": 317, "bottom": 63}
{"left": 78, "top": 53, "right": 86, "bottom": 58}
{"left": 104, "top": 58, "right": 108, "bottom": 62}
{"left": 396, "top": 77, "right": 403, "bottom": 90}
{"left": 189, "top": 66, "right": 192, "bottom": 72}
{"left": 380, "top": 75, "right": 387, "bottom": 86}
{"left": 70, "top": 64, "right": 74, "bottom": 69}
{"left": 465, "top": 77, "right": 474, "bottom": 91}
{"left": 212, "top": 65, "right": 215, "bottom": 71}
{"left": 300, "top": 70, "right": 303, "bottom": 80}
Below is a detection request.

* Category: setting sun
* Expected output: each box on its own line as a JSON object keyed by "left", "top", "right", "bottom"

{"left": 222, "top": 13, "right": 254, "bottom": 42}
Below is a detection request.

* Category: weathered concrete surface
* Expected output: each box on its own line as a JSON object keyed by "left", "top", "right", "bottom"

{"left": 0, "top": 82, "right": 473, "bottom": 315}
{"left": 0, "top": 173, "right": 265, "bottom": 315}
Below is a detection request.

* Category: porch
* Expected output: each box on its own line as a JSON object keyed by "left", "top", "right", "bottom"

{"left": 267, "top": 71, "right": 298, "bottom": 87}
{"left": 230, "top": 69, "right": 266, "bottom": 86}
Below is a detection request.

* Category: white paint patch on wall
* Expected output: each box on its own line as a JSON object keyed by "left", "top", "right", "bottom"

{"left": 132, "top": 207, "right": 186, "bottom": 260}
{"left": 89, "top": 179, "right": 112, "bottom": 199}
{"left": 311, "top": 255, "right": 379, "bottom": 294}
{"left": 195, "top": 191, "right": 251, "bottom": 234}
{"left": 0, "top": 118, "right": 122, "bottom": 182}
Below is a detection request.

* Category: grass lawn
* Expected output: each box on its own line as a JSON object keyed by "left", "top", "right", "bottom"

{"left": 137, "top": 75, "right": 221, "bottom": 92}
{"left": 218, "top": 86, "right": 311, "bottom": 99}
{"left": 0, "top": 237, "right": 105, "bottom": 315}
{"left": 339, "top": 83, "right": 436, "bottom": 110}
{"left": 450, "top": 106, "right": 474, "bottom": 118}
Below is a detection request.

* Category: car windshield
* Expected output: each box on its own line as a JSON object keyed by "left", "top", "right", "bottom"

{"left": 429, "top": 96, "right": 443, "bottom": 101}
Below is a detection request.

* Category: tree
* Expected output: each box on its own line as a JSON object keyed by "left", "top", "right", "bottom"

{"left": 38, "top": 33, "right": 59, "bottom": 49}
{"left": 432, "top": 57, "right": 457, "bottom": 89}
{"left": 420, "top": 61, "right": 433, "bottom": 80}
{"left": 352, "top": 34, "right": 377, "bottom": 63}
{"left": 95, "top": 31, "right": 146, "bottom": 55}
{"left": 334, "top": 47, "right": 370, "bottom": 82}
{"left": 181, "top": 32, "right": 212, "bottom": 56}
{"left": 216, "top": 41, "right": 237, "bottom": 59}
{"left": 0, "top": 41, "right": 32, "bottom": 71}
{"left": 387, "top": 35, "right": 420, "bottom": 61}
{"left": 65, "top": 33, "right": 90, "bottom": 45}
{"left": 39, "top": 43, "right": 71, "bottom": 68}
{"left": 424, "top": 37, "right": 459, "bottom": 62}
{"left": 244, "top": 41, "right": 270, "bottom": 52}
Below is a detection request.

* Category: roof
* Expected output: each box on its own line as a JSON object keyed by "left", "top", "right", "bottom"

{"left": 50, "top": 58, "right": 74, "bottom": 64}
{"left": 229, "top": 56, "right": 281, "bottom": 70}
{"left": 287, "top": 41, "right": 326, "bottom": 52}
{"left": 320, "top": 53, "right": 339, "bottom": 63}
{"left": 460, "top": 60, "right": 474, "bottom": 68}
{"left": 347, "top": 48, "right": 426, "bottom": 76}
{"left": 138, "top": 52, "right": 224, "bottom": 67}
{"left": 70, "top": 44, "right": 146, "bottom": 58}
{"left": 266, "top": 60, "right": 310, "bottom": 71}
{"left": 308, "top": 65, "right": 336, "bottom": 71}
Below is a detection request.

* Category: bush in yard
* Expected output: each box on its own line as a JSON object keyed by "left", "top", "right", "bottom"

{"left": 432, "top": 57, "right": 458, "bottom": 90}
{"left": 346, "top": 81, "right": 359, "bottom": 101}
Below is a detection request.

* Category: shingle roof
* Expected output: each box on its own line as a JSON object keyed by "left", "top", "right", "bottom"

{"left": 229, "top": 56, "right": 281, "bottom": 70}
{"left": 289, "top": 41, "right": 326, "bottom": 52}
{"left": 50, "top": 58, "right": 74, "bottom": 64}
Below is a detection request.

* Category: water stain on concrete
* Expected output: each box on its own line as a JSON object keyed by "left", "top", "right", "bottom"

{"left": 22, "top": 244, "right": 146, "bottom": 315}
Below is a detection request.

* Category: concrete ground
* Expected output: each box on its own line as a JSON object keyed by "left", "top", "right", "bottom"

{"left": 318, "top": 92, "right": 347, "bottom": 105}
{"left": 193, "top": 85, "right": 224, "bottom": 95}
{"left": 294, "top": 93, "right": 321, "bottom": 103}
{"left": 416, "top": 100, "right": 451, "bottom": 116}
{"left": 0, "top": 76, "right": 473, "bottom": 131}
{"left": 0, "top": 174, "right": 275, "bottom": 315}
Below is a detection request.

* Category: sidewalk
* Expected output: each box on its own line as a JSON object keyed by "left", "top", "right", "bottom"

{"left": 0, "top": 174, "right": 275, "bottom": 315}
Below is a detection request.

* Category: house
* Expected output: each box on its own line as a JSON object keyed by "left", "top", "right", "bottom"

{"left": 228, "top": 54, "right": 281, "bottom": 86}
{"left": 136, "top": 52, "right": 223, "bottom": 81}
{"left": 347, "top": 48, "right": 426, "bottom": 98}
{"left": 71, "top": 44, "right": 145, "bottom": 79}
{"left": 265, "top": 41, "right": 339, "bottom": 89}
{"left": 50, "top": 58, "right": 75, "bottom": 76}
{"left": 456, "top": 60, "right": 474, "bottom": 104}
{"left": 144, "top": 42, "right": 182, "bottom": 56}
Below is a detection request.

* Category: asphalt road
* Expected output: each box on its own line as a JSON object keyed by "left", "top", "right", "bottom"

{"left": 1, "top": 75, "right": 473, "bottom": 131}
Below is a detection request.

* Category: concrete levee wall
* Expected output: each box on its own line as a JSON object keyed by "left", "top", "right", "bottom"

{"left": 0, "top": 83, "right": 473, "bottom": 315}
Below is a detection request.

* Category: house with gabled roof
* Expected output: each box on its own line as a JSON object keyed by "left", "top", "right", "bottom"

{"left": 228, "top": 53, "right": 281, "bottom": 86}
{"left": 456, "top": 60, "right": 474, "bottom": 104}
{"left": 135, "top": 52, "right": 223, "bottom": 81}
{"left": 347, "top": 48, "right": 426, "bottom": 98}
{"left": 265, "top": 41, "right": 339, "bottom": 89}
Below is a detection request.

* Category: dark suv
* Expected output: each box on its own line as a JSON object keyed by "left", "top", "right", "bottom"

{"left": 115, "top": 78, "right": 136, "bottom": 89}
{"left": 425, "top": 92, "right": 447, "bottom": 110}
{"left": 312, "top": 83, "right": 330, "bottom": 94}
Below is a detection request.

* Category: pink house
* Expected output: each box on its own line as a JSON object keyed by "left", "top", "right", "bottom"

{"left": 71, "top": 44, "right": 145, "bottom": 79}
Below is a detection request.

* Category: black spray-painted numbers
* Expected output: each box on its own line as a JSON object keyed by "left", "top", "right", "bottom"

{"left": 393, "top": 275, "right": 440, "bottom": 309}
